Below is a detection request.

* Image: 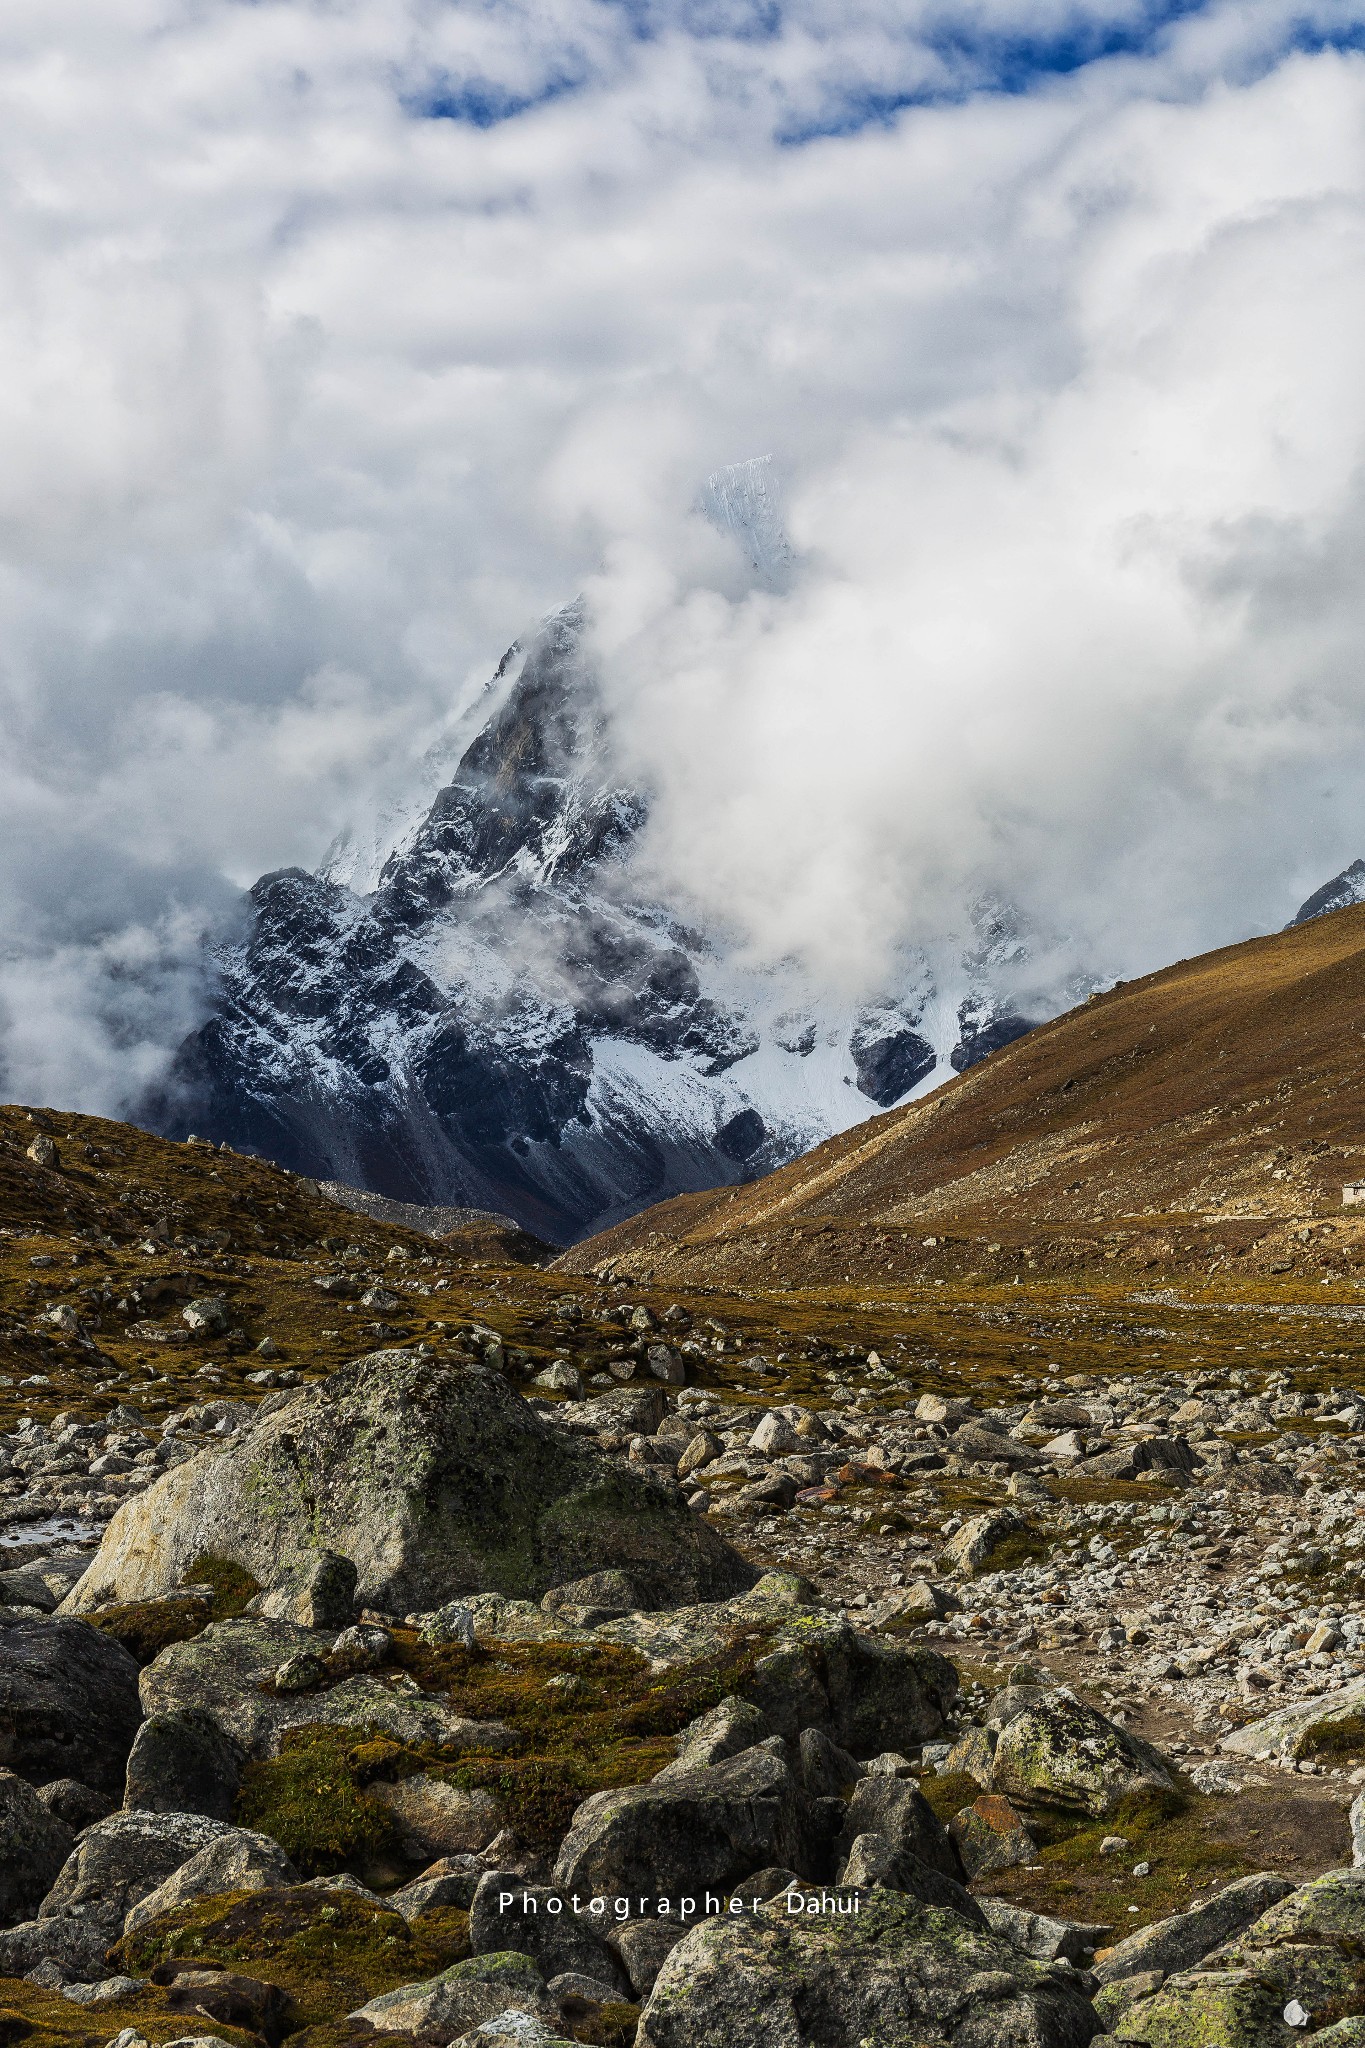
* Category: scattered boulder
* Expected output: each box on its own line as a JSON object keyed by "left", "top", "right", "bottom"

{"left": 940, "top": 1511, "right": 1027, "bottom": 1575}
{"left": 1221, "top": 1679, "right": 1365, "bottom": 1762}
{"left": 990, "top": 1688, "right": 1175, "bottom": 1817}
{"left": 39, "top": 1809, "right": 233, "bottom": 1933}
{"left": 123, "top": 1709, "right": 244, "bottom": 1820}
{"left": 0, "top": 1611, "right": 142, "bottom": 1794}
{"left": 36, "top": 1778, "right": 114, "bottom": 1830}
{"left": 0, "top": 1768, "right": 74, "bottom": 1920}
{"left": 470, "top": 1874, "right": 632, "bottom": 1993}
{"left": 388, "top": 1854, "right": 484, "bottom": 1917}
{"left": 122, "top": 1826, "right": 300, "bottom": 1934}
{"left": 349, "top": 1951, "right": 560, "bottom": 2036}
{"left": 250, "top": 1550, "right": 357, "bottom": 1629}
{"left": 61, "top": 1350, "right": 754, "bottom": 1617}
{"left": 139, "top": 1615, "right": 516, "bottom": 1757}
{"left": 981, "top": 1900, "right": 1112, "bottom": 1965}
{"left": 596, "top": 1593, "right": 958, "bottom": 1758}
{"left": 0, "top": 1912, "right": 112, "bottom": 1984}
{"left": 541, "top": 1570, "right": 642, "bottom": 1622}
{"left": 368, "top": 1775, "right": 505, "bottom": 1857}
{"left": 607, "top": 1919, "right": 690, "bottom": 2000}
{"left": 949, "top": 1793, "right": 1038, "bottom": 1879}
{"left": 164, "top": 1965, "right": 295, "bottom": 2044}
{"left": 797, "top": 1728, "right": 862, "bottom": 1800}
{"left": 1093, "top": 1872, "right": 1296, "bottom": 1984}
{"left": 656, "top": 1697, "right": 769, "bottom": 1780}
{"left": 1107, "top": 1966, "right": 1287, "bottom": 2047}
{"left": 834, "top": 1774, "right": 963, "bottom": 1880}
{"left": 835, "top": 1834, "right": 987, "bottom": 1922}
{"left": 553, "top": 1745, "right": 812, "bottom": 1899}
{"left": 637, "top": 1887, "right": 1099, "bottom": 2048}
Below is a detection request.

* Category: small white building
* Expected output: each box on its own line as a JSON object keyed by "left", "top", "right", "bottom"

{"left": 1344, "top": 1183, "right": 1365, "bottom": 1207}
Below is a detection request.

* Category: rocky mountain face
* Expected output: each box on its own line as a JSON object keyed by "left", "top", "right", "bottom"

{"left": 154, "top": 602, "right": 1065, "bottom": 1243}
{"left": 1291, "top": 858, "right": 1365, "bottom": 926}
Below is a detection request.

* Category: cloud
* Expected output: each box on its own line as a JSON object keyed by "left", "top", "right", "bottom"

{"left": 1, "top": 0, "right": 1365, "bottom": 1107}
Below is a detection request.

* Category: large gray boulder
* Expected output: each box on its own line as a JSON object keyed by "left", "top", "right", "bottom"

{"left": 350, "top": 1951, "right": 560, "bottom": 2035}
{"left": 469, "top": 1874, "right": 632, "bottom": 1994}
{"left": 1220, "top": 1679, "right": 1365, "bottom": 1761}
{"left": 1093, "top": 1873, "right": 1295, "bottom": 1984}
{"left": 123, "top": 1708, "right": 245, "bottom": 1820}
{"left": 0, "top": 1769, "right": 73, "bottom": 1921}
{"left": 990, "top": 1689, "right": 1174, "bottom": 1818}
{"left": 139, "top": 1615, "right": 518, "bottom": 1759}
{"left": 834, "top": 1775, "right": 963, "bottom": 1880}
{"left": 553, "top": 1745, "right": 813, "bottom": 1899}
{"left": 1108, "top": 1871, "right": 1365, "bottom": 2047}
{"left": 0, "top": 1912, "right": 112, "bottom": 1983}
{"left": 61, "top": 1350, "right": 753, "bottom": 1616}
{"left": 595, "top": 1581, "right": 958, "bottom": 1757}
{"left": 0, "top": 1611, "right": 142, "bottom": 1794}
{"left": 38, "top": 1809, "right": 233, "bottom": 1934}
{"left": 637, "top": 1887, "right": 1099, "bottom": 2047}
{"left": 122, "top": 1826, "right": 301, "bottom": 1933}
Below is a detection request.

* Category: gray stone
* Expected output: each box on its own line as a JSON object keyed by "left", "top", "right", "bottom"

{"left": 1352, "top": 1790, "right": 1365, "bottom": 1869}
{"left": 122, "top": 1827, "right": 300, "bottom": 1933}
{"left": 657, "top": 1697, "right": 770, "bottom": 1779}
{"left": 350, "top": 1951, "right": 559, "bottom": 2035}
{"left": 835, "top": 1774, "right": 963, "bottom": 1879}
{"left": 40, "top": 1810, "right": 232, "bottom": 1935}
{"left": 607, "top": 1918, "right": 690, "bottom": 1999}
{"left": 1093, "top": 1873, "right": 1296, "bottom": 1984}
{"left": 980, "top": 1901, "right": 1112, "bottom": 1966}
{"left": 836, "top": 1834, "right": 988, "bottom": 1923}
{"left": 1221, "top": 1679, "right": 1365, "bottom": 1761}
{"left": 941, "top": 1510, "right": 1027, "bottom": 1574}
{"left": 0, "top": 1914, "right": 111, "bottom": 1984}
{"left": 388, "top": 1855, "right": 484, "bottom": 1918}
{"left": 991, "top": 1689, "right": 1175, "bottom": 1817}
{"left": 139, "top": 1615, "right": 517, "bottom": 1758}
{"left": 0, "top": 1611, "right": 142, "bottom": 1794}
{"left": 1229, "top": 1866, "right": 1365, "bottom": 1946}
{"left": 37, "top": 1778, "right": 114, "bottom": 1830}
{"left": 422, "top": 1601, "right": 478, "bottom": 1649}
{"left": 251, "top": 1550, "right": 357, "bottom": 1629}
{"left": 949, "top": 1793, "right": 1038, "bottom": 1878}
{"left": 797, "top": 1728, "right": 862, "bottom": 1799}
{"left": 1108, "top": 1966, "right": 1290, "bottom": 2046}
{"left": 638, "top": 1888, "right": 1099, "bottom": 2047}
{"left": 0, "top": 1768, "right": 74, "bottom": 1920}
{"left": 541, "top": 1570, "right": 642, "bottom": 1619}
{"left": 61, "top": 1974, "right": 144, "bottom": 2006}
{"left": 470, "top": 1874, "right": 631, "bottom": 1993}
{"left": 62, "top": 1352, "right": 752, "bottom": 1617}
{"left": 368, "top": 1775, "right": 505, "bottom": 1857}
{"left": 554, "top": 1745, "right": 812, "bottom": 1899}
{"left": 123, "top": 1709, "right": 244, "bottom": 1820}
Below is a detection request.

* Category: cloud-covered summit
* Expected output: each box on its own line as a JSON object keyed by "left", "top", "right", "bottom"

{"left": 3, "top": 0, "right": 1365, "bottom": 1116}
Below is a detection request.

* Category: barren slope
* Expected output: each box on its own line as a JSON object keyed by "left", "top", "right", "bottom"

{"left": 558, "top": 902, "right": 1365, "bottom": 1288}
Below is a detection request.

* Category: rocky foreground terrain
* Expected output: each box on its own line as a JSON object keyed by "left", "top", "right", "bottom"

{"left": 5, "top": 1099, "right": 1365, "bottom": 2046}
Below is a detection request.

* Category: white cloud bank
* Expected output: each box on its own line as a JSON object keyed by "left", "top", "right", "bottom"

{"left": 2, "top": 0, "right": 1365, "bottom": 1107}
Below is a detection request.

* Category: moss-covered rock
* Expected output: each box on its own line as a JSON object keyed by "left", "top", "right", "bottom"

{"left": 114, "top": 1878, "right": 472, "bottom": 2028}
{"left": 636, "top": 1887, "right": 1099, "bottom": 2047}
{"left": 990, "top": 1689, "right": 1175, "bottom": 1819}
{"left": 60, "top": 1351, "right": 754, "bottom": 1618}
{"left": 140, "top": 1616, "right": 515, "bottom": 1758}
{"left": 1111, "top": 1968, "right": 1291, "bottom": 2048}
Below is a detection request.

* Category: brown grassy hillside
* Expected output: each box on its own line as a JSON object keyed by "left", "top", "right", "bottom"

{"left": 558, "top": 903, "right": 1365, "bottom": 1289}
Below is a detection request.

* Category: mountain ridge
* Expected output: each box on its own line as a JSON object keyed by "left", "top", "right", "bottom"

{"left": 556, "top": 896, "right": 1365, "bottom": 1288}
